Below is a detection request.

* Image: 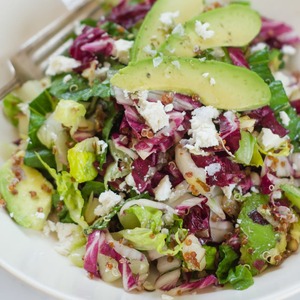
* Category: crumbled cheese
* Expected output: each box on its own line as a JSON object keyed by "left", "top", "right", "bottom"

{"left": 205, "top": 163, "right": 221, "bottom": 176}
{"left": 94, "top": 190, "right": 123, "bottom": 216}
{"left": 10, "top": 212, "right": 14, "bottom": 218}
{"left": 221, "top": 184, "right": 236, "bottom": 199}
{"left": 273, "top": 71, "right": 298, "bottom": 98}
{"left": 210, "top": 77, "right": 216, "bottom": 86}
{"left": 251, "top": 186, "right": 260, "bottom": 193}
{"left": 125, "top": 173, "right": 136, "bottom": 187}
{"left": 46, "top": 55, "right": 81, "bottom": 76}
{"left": 35, "top": 212, "right": 45, "bottom": 219}
{"left": 143, "top": 45, "right": 157, "bottom": 57}
{"left": 199, "top": 57, "right": 206, "bottom": 62}
{"left": 154, "top": 175, "right": 172, "bottom": 201}
{"left": 257, "top": 128, "right": 286, "bottom": 151}
{"left": 195, "top": 21, "right": 214, "bottom": 40}
{"left": 153, "top": 56, "right": 163, "bottom": 68}
{"left": 159, "top": 11, "right": 180, "bottom": 30}
{"left": 185, "top": 106, "right": 220, "bottom": 154}
{"left": 202, "top": 72, "right": 209, "bottom": 78}
{"left": 171, "top": 60, "right": 181, "bottom": 69}
{"left": 250, "top": 42, "right": 268, "bottom": 53}
{"left": 273, "top": 190, "right": 282, "bottom": 199}
{"left": 282, "top": 45, "right": 296, "bottom": 56}
{"left": 165, "top": 44, "right": 175, "bottom": 54}
{"left": 136, "top": 97, "right": 169, "bottom": 133}
{"left": 97, "top": 140, "right": 108, "bottom": 154}
{"left": 112, "top": 39, "right": 134, "bottom": 64}
{"left": 63, "top": 74, "right": 72, "bottom": 83}
{"left": 164, "top": 103, "right": 174, "bottom": 112}
{"left": 172, "top": 23, "right": 185, "bottom": 36}
{"left": 177, "top": 125, "right": 185, "bottom": 131}
{"left": 211, "top": 47, "right": 225, "bottom": 58}
{"left": 279, "top": 111, "right": 291, "bottom": 126}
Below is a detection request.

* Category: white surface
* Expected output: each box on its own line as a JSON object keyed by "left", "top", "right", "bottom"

{"left": 0, "top": 0, "right": 300, "bottom": 300}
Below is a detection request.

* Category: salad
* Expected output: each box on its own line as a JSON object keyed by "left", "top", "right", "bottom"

{"left": 1, "top": 0, "right": 300, "bottom": 297}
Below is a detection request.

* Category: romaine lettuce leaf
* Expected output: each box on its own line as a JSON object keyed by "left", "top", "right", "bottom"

{"left": 227, "top": 265, "right": 254, "bottom": 290}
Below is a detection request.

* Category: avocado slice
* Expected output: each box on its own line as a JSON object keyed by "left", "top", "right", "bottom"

{"left": 238, "top": 193, "right": 285, "bottom": 275}
{"left": 0, "top": 152, "right": 53, "bottom": 230}
{"left": 160, "top": 4, "right": 261, "bottom": 57}
{"left": 131, "top": 0, "right": 204, "bottom": 61}
{"left": 110, "top": 57, "right": 271, "bottom": 111}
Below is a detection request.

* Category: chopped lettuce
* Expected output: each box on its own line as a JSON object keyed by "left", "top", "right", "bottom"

{"left": 2, "top": 93, "right": 23, "bottom": 127}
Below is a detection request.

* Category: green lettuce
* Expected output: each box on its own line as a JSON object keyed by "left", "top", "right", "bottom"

{"left": 227, "top": 265, "right": 254, "bottom": 290}
{"left": 38, "top": 154, "right": 87, "bottom": 229}
{"left": 49, "top": 73, "right": 111, "bottom": 101}
{"left": 67, "top": 137, "right": 107, "bottom": 183}
{"left": 2, "top": 93, "right": 22, "bottom": 127}
{"left": 25, "top": 91, "right": 57, "bottom": 169}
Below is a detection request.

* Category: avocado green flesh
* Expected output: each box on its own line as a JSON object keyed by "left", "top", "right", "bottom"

{"left": 238, "top": 194, "right": 282, "bottom": 275}
{"left": 131, "top": 0, "right": 204, "bottom": 61}
{"left": 0, "top": 156, "right": 53, "bottom": 230}
{"left": 110, "top": 57, "right": 271, "bottom": 111}
{"left": 160, "top": 4, "right": 262, "bottom": 57}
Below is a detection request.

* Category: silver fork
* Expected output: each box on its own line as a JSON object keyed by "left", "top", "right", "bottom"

{"left": 0, "top": 0, "right": 104, "bottom": 100}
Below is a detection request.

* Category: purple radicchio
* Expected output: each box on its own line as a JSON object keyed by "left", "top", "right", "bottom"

{"left": 84, "top": 230, "right": 148, "bottom": 291}
{"left": 254, "top": 17, "right": 300, "bottom": 48}
{"left": 219, "top": 111, "right": 241, "bottom": 153}
{"left": 69, "top": 26, "right": 115, "bottom": 68}
{"left": 107, "top": 0, "right": 156, "bottom": 29}
{"left": 247, "top": 106, "right": 288, "bottom": 137}
{"left": 191, "top": 154, "right": 245, "bottom": 188}
{"left": 181, "top": 200, "right": 211, "bottom": 239}
{"left": 228, "top": 47, "right": 250, "bottom": 68}
{"left": 166, "top": 274, "right": 217, "bottom": 296}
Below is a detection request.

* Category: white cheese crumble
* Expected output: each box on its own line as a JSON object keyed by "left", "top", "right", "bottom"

{"left": 202, "top": 72, "right": 209, "bottom": 78}
{"left": 112, "top": 39, "right": 134, "bottom": 64}
{"left": 282, "top": 45, "right": 296, "bottom": 56}
{"left": 94, "top": 190, "right": 123, "bottom": 216}
{"left": 205, "top": 163, "right": 221, "bottom": 176}
{"left": 250, "top": 42, "right": 268, "bottom": 53}
{"left": 159, "top": 11, "right": 180, "bottom": 30}
{"left": 136, "top": 97, "right": 169, "bottom": 133}
{"left": 172, "top": 23, "right": 185, "bottom": 36}
{"left": 143, "top": 45, "right": 157, "bottom": 57}
{"left": 195, "top": 21, "right": 214, "bottom": 40}
{"left": 257, "top": 128, "right": 286, "bottom": 151}
{"left": 199, "top": 57, "right": 207, "bottom": 62}
{"left": 171, "top": 60, "right": 181, "bottom": 69}
{"left": 97, "top": 140, "right": 108, "bottom": 154}
{"left": 35, "top": 212, "right": 45, "bottom": 219}
{"left": 273, "top": 71, "right": 298, "bottom": 98}
{"left": 63, "top": 74, "right": 72, "bottom": 83}
{"left": 154, "top": 175, "right": 172, "bottom": 201}
{"left": 153, "top": 56, "right": 163, "bottom": 68}
{"left": 185, "top": 106, "right": 220, "bottom": 154}
{"left": 210, "top": 77, "right": 216, "bottom": 86}
{"left": 46, "top": 55, "right": 81, "bottom": 76}
{"left": 279, "top": 111, "right": 291, "bottom": 126}
{"left": 164, "top": 103, "right": 174, "bottom": 112}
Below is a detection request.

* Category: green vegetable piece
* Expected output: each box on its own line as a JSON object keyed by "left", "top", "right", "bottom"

{"left": 2, "top": 94, "right": 22, "bottom": 127}
{"left": 111, "top": 57, "right": 271, "bottom": 111}
{"left": 281, "top": 184, "right": 300, "bottom": 209}
{"left": 227, "top": 265, "right": 254, "bottom": 290}
{"left": 0, "top": 153, "right": 53, "bottom": 230}
{"left": 160, "top": 4, "right": 261, "bottom": 57}
{"left": 203, "top": 245, "right": 217, "bottom": 270}
{"left": 131, "top": 0, "right": 204, "bottom": 61}
{"left": 67, "top": 137, "right": 105, "bottom": 183}
{"left": 216, "top": 244, "right": 239, "bottom": 284}
{"left": 238, "top": 193, "right": 283, "bottom": 275}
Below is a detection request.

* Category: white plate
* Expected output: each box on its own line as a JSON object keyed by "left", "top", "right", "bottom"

{"left": 0, "top": 0, "right": 300, "bottom": 299}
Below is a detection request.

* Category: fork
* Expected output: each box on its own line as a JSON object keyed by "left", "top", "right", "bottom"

{"left": 0, "top": 0, "right": 104, "bottom": 100}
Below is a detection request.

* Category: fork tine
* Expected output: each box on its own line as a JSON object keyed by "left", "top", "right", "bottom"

{"left": 0, "top": 1, "right": 103, "bottom": 99}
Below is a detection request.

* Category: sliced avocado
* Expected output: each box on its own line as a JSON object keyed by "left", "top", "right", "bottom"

{"left": 0, "top": 152, "right": 53, "bottom": 230}
{"left": 238, "top": 193, "right": 285, "bottom": 275}
{"left": 110, "top": 57, "right": 271, "bottom": 111}
{"left": 160, "top": 4, "right": 261, "bottom": 57}
{"left": 131, "top": 0, "right": 204, "bottom": 61}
